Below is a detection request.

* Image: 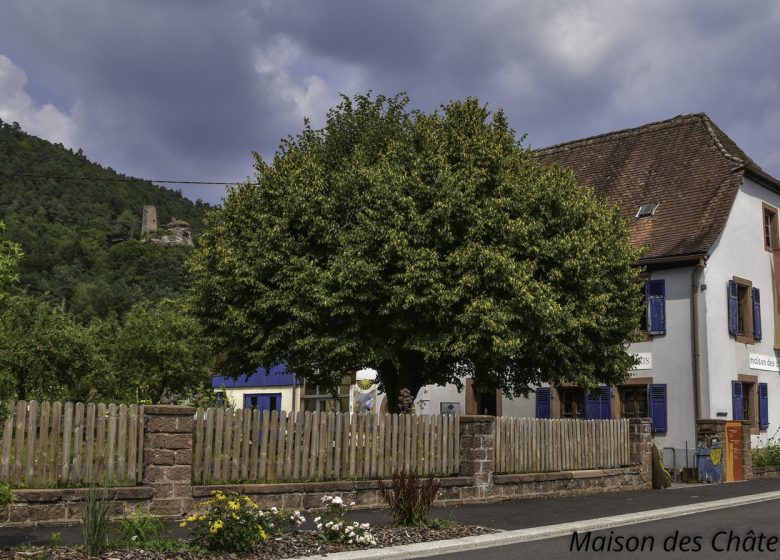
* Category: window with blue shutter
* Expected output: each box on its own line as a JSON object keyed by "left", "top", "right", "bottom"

{"left": 536, "top": 388, "right": 551, "bottom": 419}
{"left": 586, "top": 386, "right": 611, "bottom": 419}
{"left": 732, "top": 380, "right": 744, "bottom": 420}
{"left": 753, "top": 288, "right": 762, "bottom": 341}
{"left": 646, "top": 279, "right": 666, "bottom": 335}
{"left": 759, "top": 383, "right": 769, "bottom": 430}
{"left": 728, "top": 281, "right": 739, "bottom": 336}
{"left": 649, "top": 384, "right": 667, "bottom": 433}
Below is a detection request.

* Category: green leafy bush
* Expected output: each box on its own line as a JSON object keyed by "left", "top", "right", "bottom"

{"left": 0, "top": 483, "right": 14, "bottom": 506}
{"left": 314, "top": 495, "right": 376, "bottom": 545}
{"left": 378, "top": 470, "right": 440, "bottom": 526}
{"left": 81, "top": 486, "right": 111, "bottom": 556}
{"left": 753, "top": 440, "right": 780, "bottom": 467}
{"left": 115, "top": 508, "right": 168, "bottom": 549}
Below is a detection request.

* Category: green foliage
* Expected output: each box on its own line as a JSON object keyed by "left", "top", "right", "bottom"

{"left": 0, "top": 221, "right": 22, "bottom": 301}
{"left": 81, "top": 486, "right": 111, "bottom": 556}
{"left": 0, "top": 119, "right": 209, "bottom": 322}
{"left": 378, "top": 470, "right": 440, "bottom": 526}
{"left": 116, "top": 508, "right": 167, "bottom": 545}
{"left": 183, "top": 491, "right": 268, "bottom": 553}
{"left": 0, "top": 295, "right": 210, "bottom": 405}
{"left": 92, "top": 299, "right": 214, "bottom": 403}
{"left": 0, "top": 482, "right": 14, "bottom": 506}
{"left": 189, "top": 92, "right": 644, "bottom": 408}
{"left": 752, "top": 440, "right": 780, "bottom": 467}
{"left": 50, "top": 532, "right": 62, "bottom": 547}
{"left": 0, "top": 294, "right": 108, "bottom": 402}
{"left": 314, "top": 495, "right": 376, "bottom": 545}
{"left": 114, "top": 508, "right": 180, "bottom": 551}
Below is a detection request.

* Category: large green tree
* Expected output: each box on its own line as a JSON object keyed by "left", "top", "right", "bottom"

{"left": 189, "top": 93, "right": 643, "bottom": 410}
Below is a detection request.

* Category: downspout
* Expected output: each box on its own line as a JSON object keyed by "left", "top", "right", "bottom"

{"left": 691, "top": 258, "right": 706, "bottom": 421}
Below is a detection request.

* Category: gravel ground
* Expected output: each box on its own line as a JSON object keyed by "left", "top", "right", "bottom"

{"left": 0, "top": 524, "right": 496, "bottom": 559}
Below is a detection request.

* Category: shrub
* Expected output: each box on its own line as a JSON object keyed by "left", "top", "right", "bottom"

{"left": 314, "top": 495, "right": 376, "bottom": 546}
{"left": 257, "top": 506, "right": 306, "bottom": 537}
{"left": 81, "top": 486, "right": 112, "bottom": 556}
{"left": 753, "top": 440, "right": 780, "bottom": 467}
{"left": 115, "top": 508, "right": 168, "bottom": 548}
{"left": 0, "top": 483, "right": 14, "bottom": 506}
{"left": 378, "top": 469, "right": 440, "bottom": 526}
{"left": 183, "top": 491, "right": 304, "bottom": 553}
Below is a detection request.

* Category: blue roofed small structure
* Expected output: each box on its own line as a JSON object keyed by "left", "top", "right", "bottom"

{"left": 211, "top": 364, "right": 302, "bottom": 388}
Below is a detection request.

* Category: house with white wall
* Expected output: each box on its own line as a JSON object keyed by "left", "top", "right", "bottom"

{"left": 422, "top": 114, "right": 780, "bottom": 468}
{"left": 216, "top": 114, "right": 780, "bottom": 470}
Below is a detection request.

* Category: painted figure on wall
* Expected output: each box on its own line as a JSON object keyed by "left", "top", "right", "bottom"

{"left": 696, "top": 436, "right": 724, "bottom": 483}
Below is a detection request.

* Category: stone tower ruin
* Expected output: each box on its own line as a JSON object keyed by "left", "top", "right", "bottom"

{"left": 141, "top": 205, "right": 158, "bottom": 236}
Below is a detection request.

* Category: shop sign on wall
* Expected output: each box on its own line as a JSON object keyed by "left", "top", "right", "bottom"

{"left": 748, "top": 353, "right": 780, "bottom": 372}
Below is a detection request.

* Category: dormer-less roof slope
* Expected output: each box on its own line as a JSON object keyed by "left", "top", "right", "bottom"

{"left": 535, "top": 113, "right": 778, "bottom": 265}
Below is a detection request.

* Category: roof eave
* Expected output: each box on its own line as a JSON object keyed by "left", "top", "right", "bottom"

{"left": 638, "top": 253, "right": 707, "bottom": 269}
{"left": 741, "top": 164, "right": 780, "bottom": 195}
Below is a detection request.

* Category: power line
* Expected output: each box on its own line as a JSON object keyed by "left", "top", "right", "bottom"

{"left": 0, "top": 172, "right": 246, "bottom": 186}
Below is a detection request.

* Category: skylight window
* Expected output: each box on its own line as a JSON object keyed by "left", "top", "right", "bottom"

{"left": 636, "top": 203, "right": 659, "bottom": 218}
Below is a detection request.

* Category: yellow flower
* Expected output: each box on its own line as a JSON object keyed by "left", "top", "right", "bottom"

{"left": 256, "top": 525, "right": 267, "bottom": 540}
{"left": 179, "top": 521, "right": 187, "bottom": 528}
{"left": 198, "top": 515, "right": 206, "bottom": 521}
{"left": 186, "top": 515, "right": 196, "bottom": 522}
{"left": 231, "top": 513, "right": 239, "bottom": 520}
{"left": 228, "top": 500, "right": 240, "bottom": 511}
{"left": 209, "top": 520, "right": 224, "bottom": 534}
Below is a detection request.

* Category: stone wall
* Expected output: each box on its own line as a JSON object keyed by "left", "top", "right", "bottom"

{"left": 0, "top": 411, "right": 654, "bottom": 526}
{"left": 1, "top": 487, "right": 152, "bottom": 525}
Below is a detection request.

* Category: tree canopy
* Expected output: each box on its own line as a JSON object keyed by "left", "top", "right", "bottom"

{"left": 189, "top": 93, "right": 644, "bottom": 409}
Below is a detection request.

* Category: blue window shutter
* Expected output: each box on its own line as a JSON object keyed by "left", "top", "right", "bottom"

{"left": 647, "top": 280, "right": 666, "bottom": 335}
{"left": 759, "top": 383, "right": 769, "bottom": 430}
{"left": 536, "top": 388, "right": 551, "bottom": 419}
{"left": 732, "top": 381, "right": 744, "bottom": 420}
{"left": 753, "top": 288, "right": 762, "bottom": 341}
{"left": 728, "top": 281, "right": 739, "bottom": 336}
{"left": 649, "top": 384, "right": 667, "bottom": 433}
{"left": 585, "top": 391, "right": 601, "bottom": 419}
{"left": 600, "top": 386, "right": 612, "bottom": 419}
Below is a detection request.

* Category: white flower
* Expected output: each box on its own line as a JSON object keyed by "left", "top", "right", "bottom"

{"left": 350, "top": 501, "right": 356, "bottom": 506}
{"left": 360, "top": 523, "right": 370, "bottom": 530}
{"left": 314, "top": 516, "right": 321, "bottom": 523}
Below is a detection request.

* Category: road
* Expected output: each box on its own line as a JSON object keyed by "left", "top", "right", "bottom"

{"left": 437, "top": 498, "right": 780, "bottom": 560}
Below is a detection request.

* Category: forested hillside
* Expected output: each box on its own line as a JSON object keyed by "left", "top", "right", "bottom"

{"left": 0, "top": 119, "right": 210, "bottom": 321}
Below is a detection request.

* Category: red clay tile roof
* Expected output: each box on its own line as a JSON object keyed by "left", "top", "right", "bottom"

{"left": 535, "top": 113, "right": 772, "bottom": 264}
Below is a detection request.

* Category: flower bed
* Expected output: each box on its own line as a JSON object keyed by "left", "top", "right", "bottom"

{"left": 1, "top": 524, "right": 496, "bottom": 559}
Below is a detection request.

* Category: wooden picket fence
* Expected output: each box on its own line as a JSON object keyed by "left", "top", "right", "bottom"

{"left": 0, "top": 400, "right": 144, "bottom": 486}
{"left": 192, "top": 409, "right": 460, "bottom": 484}
{"left": 494, "top": 417, "right": 631, "bottom": 474}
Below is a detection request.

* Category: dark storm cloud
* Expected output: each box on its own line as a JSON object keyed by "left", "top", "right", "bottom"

{"left": 1, "top": 1, "right": 779, "bottom": 204}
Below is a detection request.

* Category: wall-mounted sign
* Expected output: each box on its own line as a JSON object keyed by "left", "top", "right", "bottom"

{"left": 630, "top": 352, "right": 652, "bottom": 371}
{"left": 440, "top": 402, "right": 460, "bottom": 415}
{"left": 748, "top": 353, "right": 780, "bottom": 372}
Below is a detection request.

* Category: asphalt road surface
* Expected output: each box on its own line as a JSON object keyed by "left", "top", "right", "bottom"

{"left": 437, "top": 498, "right": 780, "bottom": 560}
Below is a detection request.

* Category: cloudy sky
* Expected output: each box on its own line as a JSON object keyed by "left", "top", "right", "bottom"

{"left": 1, "top": 1, "right": 779, "bottom": 205}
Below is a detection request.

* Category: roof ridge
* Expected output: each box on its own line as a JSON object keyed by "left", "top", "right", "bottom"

{"left": 534, "top": 113, "right": 706, "bottom": 155}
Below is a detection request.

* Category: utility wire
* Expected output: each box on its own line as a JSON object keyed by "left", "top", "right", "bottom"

{"left": 0, "top": 172, "right": 246, "bottom": 186}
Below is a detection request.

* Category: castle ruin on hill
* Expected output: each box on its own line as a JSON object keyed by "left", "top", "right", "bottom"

{"left": 141, "top": 204, "right": 193, "bottom": 247}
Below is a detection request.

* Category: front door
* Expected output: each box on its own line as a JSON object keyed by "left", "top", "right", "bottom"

{"left": 244, "top": 393, "right": 282, "bottom": 416}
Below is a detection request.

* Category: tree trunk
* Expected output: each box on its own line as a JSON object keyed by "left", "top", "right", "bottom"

{"left": 380, "top": 364, "right": 424, "bottom": 414}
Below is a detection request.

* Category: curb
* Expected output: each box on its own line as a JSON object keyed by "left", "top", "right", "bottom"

{"left": 299, "top": 489, "right": 780, "bottom": 560}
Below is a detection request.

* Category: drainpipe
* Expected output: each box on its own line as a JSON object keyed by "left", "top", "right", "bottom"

{"left": 691, "top": 258, "right": 706, "bottom": 421}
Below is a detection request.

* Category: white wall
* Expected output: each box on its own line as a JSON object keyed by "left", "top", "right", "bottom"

{"left": 221, "top": 386, "right": 299, "bottom": 412}
{"left": 703, "top": 177, "right": 780, "bottom": 442}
